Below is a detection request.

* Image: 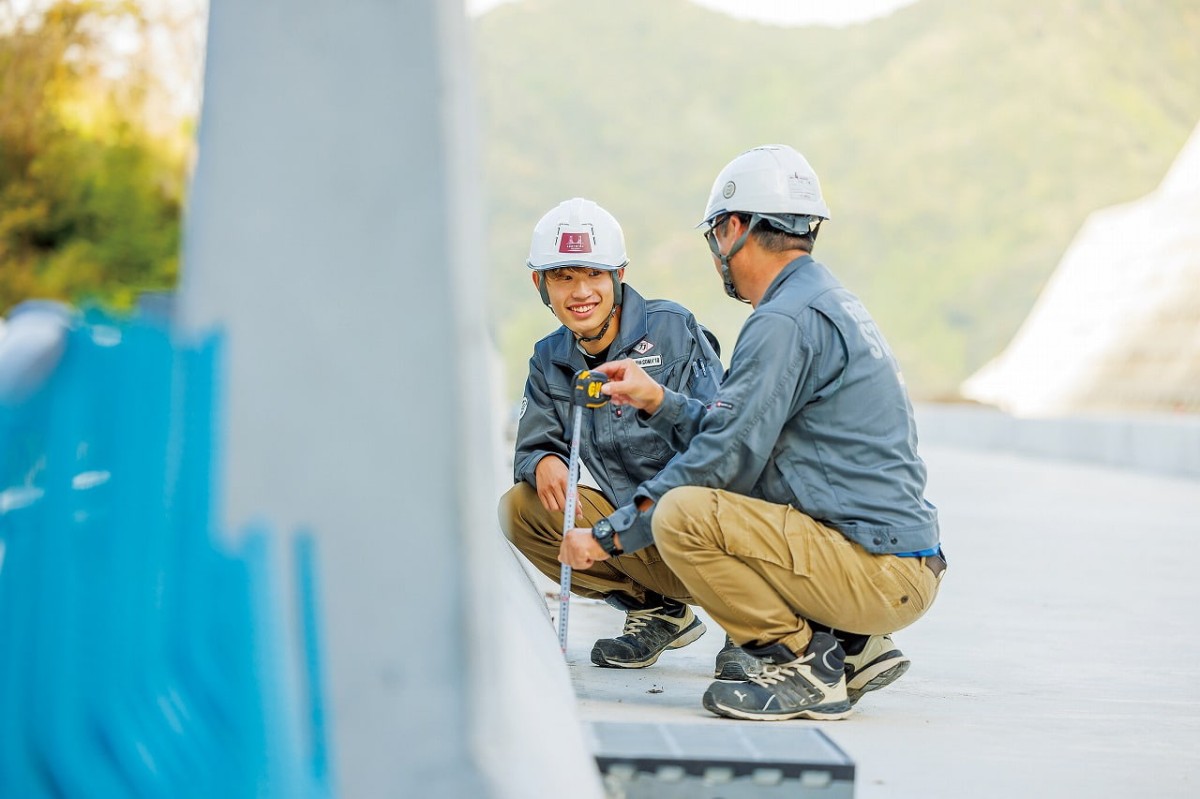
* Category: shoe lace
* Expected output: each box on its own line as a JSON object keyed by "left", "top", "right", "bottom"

{"left": 622, "top": 611, "right": 652, "bottom": 636}
{"left": 749, "top": 653, "right": 811, "bottom": 687}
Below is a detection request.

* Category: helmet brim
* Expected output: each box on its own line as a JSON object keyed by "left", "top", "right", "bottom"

{"left": 527, "top": 260, "right": 628, "bottom": 272}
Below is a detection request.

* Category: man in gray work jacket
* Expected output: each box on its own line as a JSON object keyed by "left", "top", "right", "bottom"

{"left": 561, "top": 147, "right": 945, "bottom": 721}
{"left": 499, "top": 197, "right": 759, "bottom": 675}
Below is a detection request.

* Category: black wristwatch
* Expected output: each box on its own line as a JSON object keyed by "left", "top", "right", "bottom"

{"left": 592, "top": 518, "right": 623, "bottom": 556}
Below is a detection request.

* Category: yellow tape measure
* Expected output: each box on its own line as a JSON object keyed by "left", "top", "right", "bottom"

{"left": 573, "top": 369, "right": 610, "bottom": 409}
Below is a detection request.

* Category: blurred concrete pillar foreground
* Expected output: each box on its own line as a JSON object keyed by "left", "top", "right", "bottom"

{"left": 179, "top": 1, "right": 601, "bottom": 797}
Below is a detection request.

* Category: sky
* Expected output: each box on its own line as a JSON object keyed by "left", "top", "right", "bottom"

{"left": 466, "top": 0, "right": 919, "bottom": 27}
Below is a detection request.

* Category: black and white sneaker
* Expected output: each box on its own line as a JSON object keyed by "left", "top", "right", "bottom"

{"left": 843, "top": 633, "right": 910, "bottom": 705}
{"left": 714, "top": 634, "right": 764, "bottom": 680}
{"left": 702, "top": 632, "right": 852, "bottom": 721}
{"left": 590, "top": 599, "right": 706, "bottom": 669}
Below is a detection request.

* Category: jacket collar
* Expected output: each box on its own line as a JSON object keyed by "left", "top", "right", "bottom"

{"left": 760, "top": 255, "right": 814, "bottom": 305}
{"left": 760, "top": 255, "right": 844, "bottom": 311}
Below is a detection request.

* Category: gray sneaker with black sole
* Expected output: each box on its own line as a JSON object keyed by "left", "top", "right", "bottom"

{"left": 702, "top": 632, "right": 852, "bottom": 721}
{"left": 591, "top": 601, "right": 706, "bottom": 669}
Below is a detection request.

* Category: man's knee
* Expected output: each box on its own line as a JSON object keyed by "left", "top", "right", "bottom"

{"left": 652, "top": 485, "right": 717, "bottom": 557}
{"left": 498, "top": 481, "right": 541, "bottom": 544}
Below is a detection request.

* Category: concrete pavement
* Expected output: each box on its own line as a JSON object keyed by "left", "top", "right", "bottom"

{"left": 548, "top": 444, "right": 1200, "bottom": 798}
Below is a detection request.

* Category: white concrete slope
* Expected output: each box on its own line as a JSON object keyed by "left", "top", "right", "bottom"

{"left": 963, "top": 121, "right": 1200, "bottom": 415}
{"left": 560, "top": 445, "right": 1200, "bottom": 799}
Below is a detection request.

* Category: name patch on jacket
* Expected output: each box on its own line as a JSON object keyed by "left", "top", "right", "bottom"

{"left": 633, "top": 355, "right": 662, "bottom": 368}
{"left": 706, "top": 400, "right": 735, "bottom": 412}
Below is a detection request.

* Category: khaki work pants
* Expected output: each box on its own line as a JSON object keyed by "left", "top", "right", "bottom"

{"left": 499, "top": 482, "right": 694, "bottom": 605}
{"left": 653, "top": 486, "right": 942, "bottom": 656}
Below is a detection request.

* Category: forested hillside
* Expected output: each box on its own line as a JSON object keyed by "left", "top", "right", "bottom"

{"left": 475, "top": 0, "right": 1200, "bottom": 399}
{"left": 4, "top": 1, "right": 1198, "bottom": 403}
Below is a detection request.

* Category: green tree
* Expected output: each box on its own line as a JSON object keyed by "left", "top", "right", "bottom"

{"left": 0, "top": 0, "right": 187, "bottom": 314}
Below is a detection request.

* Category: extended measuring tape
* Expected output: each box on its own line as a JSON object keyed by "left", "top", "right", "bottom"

{"left": 558, "top": 369, "right": 611, "bottom": 657}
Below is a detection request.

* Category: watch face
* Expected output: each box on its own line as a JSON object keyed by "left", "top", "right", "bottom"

{"left": 592, "top": 519, "right": 617, "bottom": 554}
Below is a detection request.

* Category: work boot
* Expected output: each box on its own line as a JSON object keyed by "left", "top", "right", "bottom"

{"left": 713, "top": 634, "right": 764, "bottom": 680}
{"left": 591, "top": 597, "right": 706, "bottom": 668}
{"left": 841, "top": 633, "right": 910, "bottom": 705}
{"left": 701, "top": 632, "right": 852, "bottom": 721}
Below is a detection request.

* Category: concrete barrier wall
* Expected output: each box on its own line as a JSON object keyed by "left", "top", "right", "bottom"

{"left": 179, "top": 1, "right": 603, "bottom": 795}
{"left": 916, "top": 403, "right": 1200, "bottom": 480}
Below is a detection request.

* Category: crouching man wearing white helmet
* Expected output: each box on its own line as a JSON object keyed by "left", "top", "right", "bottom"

{"left": 562, "top": 147, "right": 946, "bottom": 720}
{"left": 499, "top": 197, "right": 763, "bottom": 676}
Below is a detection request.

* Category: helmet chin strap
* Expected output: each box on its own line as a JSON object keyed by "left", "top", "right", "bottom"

{"left": 707, "top": 213, "right": 763, "bottom": 304}
{"left": 577, "top": 304, "right": 618, "bottom": 343}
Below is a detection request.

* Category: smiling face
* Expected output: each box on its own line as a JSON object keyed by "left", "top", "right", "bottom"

{"left": 533, "top": 265, "right": 624, "bottom": 343}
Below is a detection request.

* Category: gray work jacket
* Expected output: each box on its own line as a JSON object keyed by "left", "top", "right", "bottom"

{"left": 513, "top": 285, "right": 723, "bottom": 508}
{"left": 609, "top": 256, "right": 940, "bottom": 555}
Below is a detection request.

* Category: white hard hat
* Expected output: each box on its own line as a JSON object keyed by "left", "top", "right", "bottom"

{"left": 698, "top": 144, "right": 831, "bottom": 229}
{"left": 527, "top": 198, "right": 629, "bottom": 272}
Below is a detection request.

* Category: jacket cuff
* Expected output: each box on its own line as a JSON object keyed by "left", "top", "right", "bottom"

{"left": 640, "top": 388, "right": 686, "bottom": 436}
{"left": 605, "top": 503, "right": 654, "bottom": 553}
{"left": 516, "top": 450, "right": 566, "bottom": 487}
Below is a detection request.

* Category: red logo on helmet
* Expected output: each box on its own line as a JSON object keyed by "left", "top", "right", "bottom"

{"left": 559, "top": 232, "right": 592, "bottom": 254}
